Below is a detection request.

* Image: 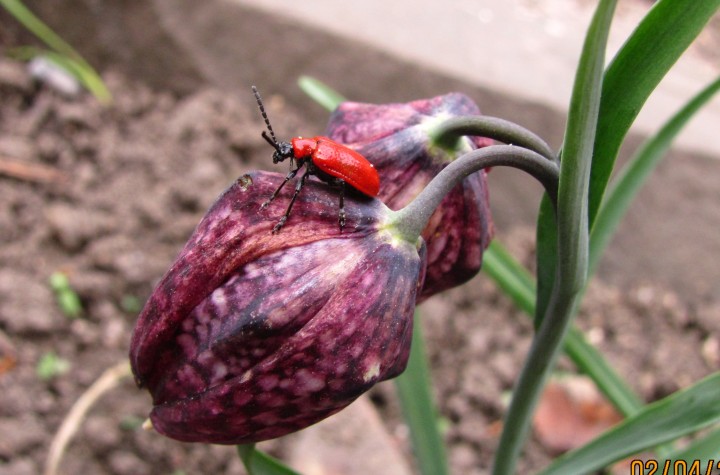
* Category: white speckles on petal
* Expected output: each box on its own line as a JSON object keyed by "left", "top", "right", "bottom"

{"left": 258, "top": 374, "right": 279, "bottom": 391}
{"left": 363, "top": 362, "right": 380, "bottom": 382}
{"left": 211, "top": 361, "right": 228, "bottom": 381}
{"left": 251, "top": 412, "right": 280, "bottom": 426}
{"left": 334, "top": 362, "right": 347, "bottom": 376}
{"left": 177, "top": 364, "right": 204, "bottom": 387}
{"left": 350, "top": 343, "right": 364, "bottom": 359}
{"left": 239, "top": 369, "right": 253, "bottom": 384}
{"left": 211, "top": 289, "right": 228, "bottom": 315}
{"left": 195, "top": 323, "right": 208, "bottom": 342}
{"left": 342, "top": 319, "right": 359, "bottom": 338}
{"left": 295, "top": 368, "right": 326, "bottom": 393}
{"left": 256, "top": 391, "right": 288, "bottom": 408}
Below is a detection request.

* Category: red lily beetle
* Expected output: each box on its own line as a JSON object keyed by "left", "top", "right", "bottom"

{"left": 252, "top": 86, "right": 380, "bottom": 233}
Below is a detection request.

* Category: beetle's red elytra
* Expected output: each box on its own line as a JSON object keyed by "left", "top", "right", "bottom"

{"left": 252, "top": 86, "right": 380, "bottom": 233}
{"left": 291, "top": 137, "right": 380, "bottom": 197}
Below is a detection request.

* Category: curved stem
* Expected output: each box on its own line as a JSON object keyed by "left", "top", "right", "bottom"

{"left": 430, "top": 116, "right": 558, "bottom": 162}
{"left": 492, "top": 0, "right": 616, "bottom": 472}
{"left": 391, "top": 145, "right": 559, "bottom": 242}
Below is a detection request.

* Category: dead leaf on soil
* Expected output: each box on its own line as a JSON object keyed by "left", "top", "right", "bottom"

{"left": 533, "top": 376, "right": 623, "bottom": 454}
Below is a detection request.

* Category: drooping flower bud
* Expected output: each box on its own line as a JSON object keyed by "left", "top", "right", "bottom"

{"left": 325, "top": 93, "right": 494, "bottom": 299}
{"left": 130, "top": 171, "right": 426, "bottom": 444}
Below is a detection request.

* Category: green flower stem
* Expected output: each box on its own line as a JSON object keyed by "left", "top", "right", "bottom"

{"left": 430, "top": 115, "right": 557, "bottom": 162}
{"left": 391, "top": 145, "right": 559, "bottom": 242}
{"left": 493, "top": 0, "right": 616, "bottom": 472}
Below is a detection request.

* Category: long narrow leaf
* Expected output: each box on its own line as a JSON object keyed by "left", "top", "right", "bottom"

{"left": 589, "top": 76, "right": 720, "bottom": 274}
{"left": 0, "top": 0, "right": 80, "bottom": 59}
{"left": 40, "top": 51, "right": 112, "bottom": 104}
{"left": 298, "top": 76, "right": 346, "bottom": 111}
{"left": 493, "top": 2, "right": 617, "bottom": 474}
{"left": 533, "top": 196, "right": 558, "bottom": 326}
{"left": 588, "top": 0, "right": 720, "bottom": 225}
{"left": 1, "top": 0, "right": 112, "bottom": 103}
{"left": 481, "top": 241, "right": 536, "bottom": 315}
{"left": 483, "top": 242, "right": 644, "bottom": 417}
{"left": 538, "top": 372, "right": 720, "bottom": 475}
{"left": 237, "top": 445, "right": 301, "bottom": 475}
{"left": 394, "top": 314, "right": 449, "bottom": 475}
{"left": 665, "top": 425, "right": 720, "bottom": 463}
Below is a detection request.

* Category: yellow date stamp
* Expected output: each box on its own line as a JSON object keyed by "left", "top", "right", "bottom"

{"left": 630, "top": 459, "right": 719, "bottom": 475}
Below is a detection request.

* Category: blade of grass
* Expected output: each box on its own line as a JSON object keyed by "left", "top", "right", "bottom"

{"left": 589, "top": 76, "right": 720, "bottom": 274}
{"left": 41, "top": 51, "right": 112, "bottom": 104}
{"left": 533, "top": 195, "right": 558, "bottom": 327}
{"left": 536, "top": 0, "right": 720, "bottom": 331}
{"left": 664, "top": 425, "right": 720, "bottom": 463}
{"left": 0, "top": 0, "right": 111, "bottom": 103}
{"left": 492, "top": 2, "right": 617, "bottom": 473}
{"left": 298, "top": 76, "right": 346, "bottom": 111}
{"left": 588, "top": 0, "right": 720, "bottom": 226}
{"left": 481, "top": 241, "right": 536, "bottom": 315}
{"left": 394, "top": 313, "right": 449, "bottom": 475}
{"left": 483, "top": 242, "right": 644, "bottom": 417}
{"left": 237, "top": 445, "right": 301, "bottom": 475}
{"left": 1, "top": 0, "right": 81, "bottom": 59}
{"left": 538, "top": 372, "right": 720, "bottom": 475}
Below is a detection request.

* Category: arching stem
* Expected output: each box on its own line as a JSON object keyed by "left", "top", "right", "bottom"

{"left": 430, "top": 115, "right": 558, "bottom": 163}
{"left": 390, "top": 145, "right": 559, "bottom": 243}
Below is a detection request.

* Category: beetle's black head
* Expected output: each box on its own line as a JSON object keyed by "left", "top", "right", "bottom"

{"left": 261, "top": 131, "right": 293, "bottom": 164}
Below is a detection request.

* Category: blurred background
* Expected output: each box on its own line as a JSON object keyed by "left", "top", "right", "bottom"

{"left": 1, "top": 1, "right": 719, "bottom": 474}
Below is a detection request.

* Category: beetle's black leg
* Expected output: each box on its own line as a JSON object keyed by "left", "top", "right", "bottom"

{"left": 338, "top": 181, "right": 346, "bottom": 230}
{"left": 261, "top": 165, "right": 301, "bottom": 210}
{"left": 272, "top": 169, "right": 310, "bottom": 233}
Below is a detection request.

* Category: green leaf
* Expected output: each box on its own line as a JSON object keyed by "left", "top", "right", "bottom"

{"left": 49, "top": 271, "right": 83, "bottom": 318}
{"left": 481, "top": 241, "right": 536, "bottom": 315}
{"left": 493, "top": 3, "right": 617, "bottom": 474}
{"left": 665, "top": 425, "right": 720, "bottom": 464}
{"left": 394, "top": 313, "right": 449, "bottom": 475}
{"left": 0, "top": 0, "right": 112, "bottom": 103}
{"left": 298, "top": 76, "right": 346, "bottom": 111}
{"left": 483, "top": 242, "right": 645, "bottom": 418}
{"left": 588, "top": 0, "right": 720, "bottom": 226}
{"left": 538, "top": 372, "right": 720, "bottom": 475}
{"left": 119, "top": 415, "right": 146, "bottom": 431}
{"left": 37, "top": 351, "right": 71, "bottom": 380}
{"left": 42, "top": 51, "right": 113, "bottom": 104}
{"left": 533, "top": 195, "right": 558, "bottom": 327}
{"left": 237, "top": 445, "right": 301, "bottom": 475}
{"left": 589, "top": 76, "right": 720, "bottom": 274}
{"left": 0, "top": 0, "right": 80, "bottom": 59}
{"left": 120, "top": 294, "right": 143, "bottom": 314}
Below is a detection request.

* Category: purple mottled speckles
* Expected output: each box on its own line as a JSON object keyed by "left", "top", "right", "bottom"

{"left": 324, "top": 93, "right": 494, "bottom": 300}
{"left": 130, "top": 171, "right": 425, "bottom": 444}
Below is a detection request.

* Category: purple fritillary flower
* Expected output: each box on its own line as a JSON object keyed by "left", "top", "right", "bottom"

{"left": 130, "top": 171, "right": 426, "bottom": 444}
{"left": 325, "top": 93, "right": 494, "bottom": 299}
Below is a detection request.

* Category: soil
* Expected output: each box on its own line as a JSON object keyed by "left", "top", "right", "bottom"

{"left": 0, "top": 16, "right": 718, "bottom": 475}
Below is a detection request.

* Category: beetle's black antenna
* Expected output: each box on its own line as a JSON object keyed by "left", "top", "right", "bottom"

{"left": 261, "top": 131, "right": 281, "bottom": 153}
{"left": 252, "top": 86, "right": 278, "bottom": 145}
